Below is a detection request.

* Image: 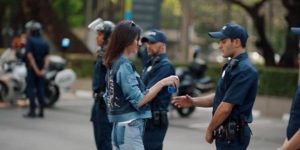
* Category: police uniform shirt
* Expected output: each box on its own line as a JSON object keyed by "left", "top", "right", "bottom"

{"left": 25, "top": 36, "right": 49, "bottom": 69}
{"left": 92, "top": 58, "right": 107, "bottom": 92}
{"left": 213, "top": 52, "right": 258, "bottom": 123}
{"left": 141, "top": 54, "right": 175, "bottom": 111}
{"left": 287, "top": 85, "right": 300, "bottom": 140}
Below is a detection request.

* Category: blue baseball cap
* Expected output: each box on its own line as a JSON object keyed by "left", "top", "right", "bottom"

{"left": 291, "top": 27, "right": 300, "bottom": 35}
{"left": 141, "top": 29, "right": 167, "bottom": 44}
{"left": 208, "top": 23, "right": 248, "bottom": 46}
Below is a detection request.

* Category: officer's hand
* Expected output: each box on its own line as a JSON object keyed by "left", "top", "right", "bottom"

{"left": 171, "top": 95, "right": 193, "bottom": 108}
{"left": 37, "top": 70, "right": 44, "bottom": 77}
{"left": 205, "top": 128, "right": 214, "bottom": 144}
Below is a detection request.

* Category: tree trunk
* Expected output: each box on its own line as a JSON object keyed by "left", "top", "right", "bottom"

{"left": 179, "top": 0, "right": 190, "bottom": 62}
{"left": 279, "top": 0, "right": 300, "bottom": 68}
{"left": 229, "top": 0, "right": 276, "bottom": 66}
{"left": 21, "top": 0, "right": 90, "bottom": 54}
{"left": 251, "top": 12, "right": 276, "bottom": 66}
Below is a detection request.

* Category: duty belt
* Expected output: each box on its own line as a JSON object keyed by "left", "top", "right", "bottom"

{"left": 93, "top": 91, "right": 106, "bottom": 109}
{"left": 213, "top": 118, "right": 248, "bottom": 144}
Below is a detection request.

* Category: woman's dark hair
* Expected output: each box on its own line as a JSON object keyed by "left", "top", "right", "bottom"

{"left": 103, "top": 20, "right": 141, "bottom": 68}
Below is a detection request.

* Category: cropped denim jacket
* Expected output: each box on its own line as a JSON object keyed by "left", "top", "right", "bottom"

{"left": 104, "top": 54, "right": 151, "bottom": 122}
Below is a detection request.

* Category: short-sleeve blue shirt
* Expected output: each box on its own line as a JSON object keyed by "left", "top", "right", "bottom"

{"left": 141, "top": 54, "right": 175, "bottom": 111}
{"left": 287, "top": 85, "right": 300, "bottom": 139}
{"left": 92, "top": 58, "right": 107, "bottom": 92}
{"left": 213, "top": 52, "right": 258, "bottom": 123}
{"left": 25, "top": 36, "right": 49, "bottom": 69}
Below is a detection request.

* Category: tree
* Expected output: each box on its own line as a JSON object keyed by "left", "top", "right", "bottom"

{"left": 179, "top": 0, "right": 191, "bottom": 62}
{"left": 226, "top": 0, "right": 276, "bottom": 66}
{"left": 20, "top": 0, "right": 89, "bottom": 53}
{"left": 279, "top": 0, "right": 300, "bottom": 67}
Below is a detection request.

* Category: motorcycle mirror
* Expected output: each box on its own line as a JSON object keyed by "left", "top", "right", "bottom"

{"left": 61, "top": 38, "right": 70, "bottom": 49}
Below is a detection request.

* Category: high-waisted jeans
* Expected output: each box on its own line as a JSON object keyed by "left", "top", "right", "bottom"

{"left": 112, "top": 119, "right": 145, "bottom": 150}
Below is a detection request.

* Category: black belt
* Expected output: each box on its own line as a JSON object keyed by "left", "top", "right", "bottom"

{"left": 214, "top": 120, "right": 248, "bottom": 144}
{"left": 152, "top": 110, "right": 168, "bottom": 115}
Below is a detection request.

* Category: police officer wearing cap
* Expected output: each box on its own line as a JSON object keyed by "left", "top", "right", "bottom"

{"left": 279, "top": 27, "right": 300, "bottom": 150}
{"left": 88, "top": 18, "right": 115, "bottom": 150}
{"left": 23, "top": 20, "right": 49, "bottom": 118}
{"left": 141, "top": 29, "right": 175, "bottom": 150}
{"left": 172, "top": 23, "right": 258, "bottom": 150}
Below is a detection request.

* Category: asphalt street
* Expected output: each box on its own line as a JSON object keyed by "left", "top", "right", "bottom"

{"left": 0, "top": 92, "right": 286, "bottom": 150}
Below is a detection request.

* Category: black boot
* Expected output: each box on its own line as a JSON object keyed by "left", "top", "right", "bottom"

{"left": 38, "top": 107, "right": 44, "bottom": 118}
{"left": 23, "top": 109, "right": 36, "bottom": 118}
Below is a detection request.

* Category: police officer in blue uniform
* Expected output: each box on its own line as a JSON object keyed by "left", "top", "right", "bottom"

{"left": 172, "top": 23, "right": 258, "bottom": 150}
{"left": 23, "top": 20, "right": 49, "bottom": 118}
{"left": 279, "top": 27, "right": 300, "bottom": 150}
{"left": 137, "top": 31, "right": 152, "bottom": 69}
{"left": 88, "top": 18, "right": 115, "bottom": 150}
{"left": 141, "top": 29, "right": 175, "bottom": 150}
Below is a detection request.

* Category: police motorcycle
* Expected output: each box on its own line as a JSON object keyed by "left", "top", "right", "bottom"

{"left": 174, "top": 48, "right": 213, "bottom": 117}
{"left": 0, "top": 39, "right": 76, "bottom": 107}
{"left": 43, "top": 38, "right": 76, "bottom": 107}
{"left": 0, "top": 48, "right": 27, "bottom": 104}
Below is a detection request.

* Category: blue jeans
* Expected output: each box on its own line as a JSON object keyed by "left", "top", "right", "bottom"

{"left": 112, "top": 119, "right": 145, "bottom": 150}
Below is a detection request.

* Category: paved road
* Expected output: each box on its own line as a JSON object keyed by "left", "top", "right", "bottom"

{"left": 0, "top": 92, "right": 286, "bottom": 150}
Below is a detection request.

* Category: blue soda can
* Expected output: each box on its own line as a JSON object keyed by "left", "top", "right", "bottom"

{"left": 167, "top": 85, "right": 177, "bottom": 93}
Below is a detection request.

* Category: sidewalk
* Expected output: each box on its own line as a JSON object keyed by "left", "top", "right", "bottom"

{"left": 72, "top": 78, "right": 292, "bottom": 119}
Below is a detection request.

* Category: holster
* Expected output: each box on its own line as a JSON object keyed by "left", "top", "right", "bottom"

{"left": 213, "top": 116, "right": 245, "bottom": 144}
{"left": 93, "top": 91, "right": 106, "bottom": 110}
{"left": 151, "top": 111, "right": 167, "bottom": 127}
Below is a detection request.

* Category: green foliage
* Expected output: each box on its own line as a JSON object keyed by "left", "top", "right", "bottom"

{"left": 68, "top": 57, "right": 94, "bottom": 78}
{"left": 0, "top": 0, "right": 16, "bottom": 5}
{"left": 69, "top": 55, "right": 299, "bottom": 98}
{"left": 51, "top": 0, "right": 84, "bottom": 27}
{"left": 206, "top": 64, "right": 298, "bottom": 97}
{"left": 257, "top": 66, "right": 298, "bottom": 97}
{"left": 161, "top": 0, "right": 181, "bottom": 29}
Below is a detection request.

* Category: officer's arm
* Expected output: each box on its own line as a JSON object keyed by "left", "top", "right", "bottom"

{"left": 43, "top": 55, "right": 49, "bottom": 71}
{"left": 281, "top": 129, "right": 300, "bottom": 150}
{"left": 26, "top": 52, "right": 41, "bottom": 75}
{"left": 138, "top": 75, "right": 179, "bottom": 107}
{"left": 192, "top": 93, "right": 215, "bottom": 107}
{"left": 207, "top": 101, "right": 234, "bottom": 132}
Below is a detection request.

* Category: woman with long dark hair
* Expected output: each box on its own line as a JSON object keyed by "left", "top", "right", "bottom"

{"left": 103, "top": 20, "right": 179, "bottom": 150}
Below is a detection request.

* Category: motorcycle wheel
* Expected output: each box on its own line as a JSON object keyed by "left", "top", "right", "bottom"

{"left": 0, "top": 81, "right": 8, "bottom": 102}
{"left": 44, "top": 83, "right": 60, "bottom": 108}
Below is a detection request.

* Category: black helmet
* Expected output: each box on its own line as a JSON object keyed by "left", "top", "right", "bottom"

{"left": 25, "top": 20, "right": 42, "bottom": 36}
{"left": 88, "top": 18, "right": 115, "bottom": 41}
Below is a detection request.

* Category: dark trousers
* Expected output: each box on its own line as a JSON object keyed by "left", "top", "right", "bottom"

{"left": 215, "top": 125, "right": 251, "bottom": 150}
{"left": 91, "top": 100, "right": 113, "bottom": 150}
{"left": 26, "top": 71, "right": 45, "bottom": 110}
{"left": 143, "top": 114, "right": 168, "bottom": 150}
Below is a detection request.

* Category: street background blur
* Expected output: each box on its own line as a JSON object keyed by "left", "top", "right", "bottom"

{"left": 1, "top": 0, "right": 300, "bottom": 149}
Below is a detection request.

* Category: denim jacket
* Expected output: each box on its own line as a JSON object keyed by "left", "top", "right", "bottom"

{"left": 104, "top": 54, "right": 151, "bottom": 122}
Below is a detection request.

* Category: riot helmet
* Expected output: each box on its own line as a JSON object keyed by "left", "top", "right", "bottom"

{"left": 88, "top": 18, "right": 115, "bottom": 41}
{"left": 25, "top": 20, "right": 42, "bottom": 36}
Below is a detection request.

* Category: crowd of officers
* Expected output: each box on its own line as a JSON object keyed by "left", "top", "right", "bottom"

{"left": 6, "top": 18, "right": 299, "bottom": 150}
{"left": 88, "top": 18, "right": 300, "bottom": 150}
